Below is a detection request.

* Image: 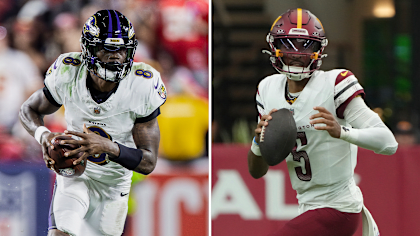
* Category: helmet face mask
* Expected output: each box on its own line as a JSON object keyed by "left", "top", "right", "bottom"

{"left": 266, "top": 8, "right": 328, "bottom": 81}
{"left": 81, "top": 10, "right": 138, "bottom": 83}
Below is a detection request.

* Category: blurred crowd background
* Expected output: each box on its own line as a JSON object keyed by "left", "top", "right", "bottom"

{"left": 212, "top": 0, "right": 419, "bottom": 147}
{"left": 0, "top": 0, "right": 209, "bottom": 162}
{"left": 0, "top": 1, "right": 209, "bottom": 235}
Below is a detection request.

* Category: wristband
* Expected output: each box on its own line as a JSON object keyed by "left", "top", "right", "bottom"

{"left": 253, "top": 136, "right": 259, "bottom": 145}
{"left": 35, "top": 126, "right": 51, "bottom": 145}
{"left": 251, "top": 137, "right": 262, "bottom": 156}
{"left": 113, "top": 142, "right": 143, "bottom": 171}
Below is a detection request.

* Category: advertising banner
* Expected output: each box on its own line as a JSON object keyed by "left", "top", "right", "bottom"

{"left": 212, "top": 144, "right": 420, "bottom": 236}
{"left": 0, "top": 162, "right": 52, "bottom": 236}
{"left": 130, "top": 160, "right": 209, "bottom": 236}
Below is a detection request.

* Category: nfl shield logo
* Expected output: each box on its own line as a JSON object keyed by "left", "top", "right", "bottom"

{"left": 94, "top": 107, "right": 101, "bottom": 114}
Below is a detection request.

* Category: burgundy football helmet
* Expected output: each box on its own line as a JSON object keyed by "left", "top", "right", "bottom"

{"left": 264, "top": 8, "right": 328, "bottom": 81}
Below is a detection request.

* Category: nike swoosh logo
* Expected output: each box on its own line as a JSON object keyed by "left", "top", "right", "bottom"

{"left": 154, "top": 79, "right": 159, "bottom": 89}
{"left": 340, "top": 71, "right": 349, "bottom": 77}
{"left": 53, "top": 59, "right": 58, "bottom": 69}
{"left": 121, "top": 192, "right": 129, "bottom": 197}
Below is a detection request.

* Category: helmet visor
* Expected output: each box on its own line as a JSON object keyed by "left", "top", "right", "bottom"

{"left": 275, "top": 38, "right": 321, "bottom": 53}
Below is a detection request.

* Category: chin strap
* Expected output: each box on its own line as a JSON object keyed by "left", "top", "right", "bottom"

{"left": 95, "top": 62, "right": 120, "bottom": 82}
{"left": 286, "top": 73, "right": 311, "bottom": 81}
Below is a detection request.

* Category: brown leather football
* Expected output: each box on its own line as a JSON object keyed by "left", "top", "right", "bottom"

{"left": 259, "top": 108, "right": 297, "bottom": 166}
{"left": 48, "top": 135, "right": 86, "bottom": 177}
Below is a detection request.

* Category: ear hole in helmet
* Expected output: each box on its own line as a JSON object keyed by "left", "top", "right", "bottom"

{"left": 126, "top": 48, "right": 135, "bottom": 61}
{"left": 276, "top": 49, "right": 283, "bottom": 57}
{"left": 310, "top": 52, "right": 319, "bottom": 60}
{"left": 90, "top": 45, "right": 102, "bottom": 58}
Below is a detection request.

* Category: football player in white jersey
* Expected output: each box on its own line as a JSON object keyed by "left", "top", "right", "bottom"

{"left": 248, "top": 8, "right": 398, "bottom": 236}
{"left": 19, "top": 10, "right": 166, "bottom": 236}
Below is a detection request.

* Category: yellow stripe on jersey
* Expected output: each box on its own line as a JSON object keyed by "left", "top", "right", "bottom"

{"left": 271, "top": 16, "right": 282, "bottom": 31}
{"left": 297, "top": 8, "right": 302, "bottom": 28}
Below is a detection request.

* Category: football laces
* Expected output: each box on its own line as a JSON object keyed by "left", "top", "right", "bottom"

{"left": 260, "top": 120, "right": 267, "bottom": 143}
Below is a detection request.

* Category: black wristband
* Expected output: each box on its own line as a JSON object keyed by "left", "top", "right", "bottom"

{"left": 112, "top": 142, "right": 143, "bottom": 170}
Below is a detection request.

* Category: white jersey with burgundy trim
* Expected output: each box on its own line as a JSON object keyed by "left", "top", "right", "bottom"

{"left": 44, "top": 52, "right": 166, "bottom": 188}
{"left": 256, "top": 69, "right": 365, "bottom": 214}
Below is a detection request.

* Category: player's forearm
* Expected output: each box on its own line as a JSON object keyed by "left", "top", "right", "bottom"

{"left": 134, "top": 149, "right": 157, "bottom": 174}
{"left": 109, "top": 118, "right": 159, "bottom": 174}
{"left": 109, "top": 142, "right": 156, "bottom": 174}
{"left": 248, "top": 150, "right": 269, "bottom": 179}
{"left": 342, "top": 96, "right": 398, "bottom": 155}
{"left": 340, "top": 126, "right": 398, "bottom": 155}
{"left": 132, "top": 118, "right": 160, "bottom": 174}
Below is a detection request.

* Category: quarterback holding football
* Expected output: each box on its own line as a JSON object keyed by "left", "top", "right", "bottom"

{"left": 248, "top": 8, "right": 398, "bottom": 236}
{"left": 19, "top": 10, "right": 166, "bottom": 236}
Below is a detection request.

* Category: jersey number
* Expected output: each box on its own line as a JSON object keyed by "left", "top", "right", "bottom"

{"left": 87, "top": 126, "right": 112, "bottom": 165}
{"left": 135, "top": 69, "right": 153, "bottom": 78}
{"left": 292, "top": 132, "right": 312, "bottom": 181}
{"left": 62, "top": 57, "right": 81, "bottom": 66}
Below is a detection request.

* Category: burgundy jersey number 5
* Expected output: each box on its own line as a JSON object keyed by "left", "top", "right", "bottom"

{"left": 292, "top": 132, "right": 312, "bottom": 181}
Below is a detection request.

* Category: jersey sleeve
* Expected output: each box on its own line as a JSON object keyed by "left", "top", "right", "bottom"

{"left": 256, "top": 83, "right": 267, "bottom": 123}
{"left": 44, "top": 56, "right": 64, "bottom": 105}
{"left": 136, "top": 70, "right": 167, "bottom": 118}
{"left": 334, "top": 70, "right": 365, "bottom": 119}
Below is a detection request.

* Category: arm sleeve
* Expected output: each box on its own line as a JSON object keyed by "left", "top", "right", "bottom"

{"left": 339, "top": 96, "right": 398, "bottom": 155}
{"left": 43, "top": 86, "right": 62, "bottom": 107}
{"left": 135, "top": 108, "right": 160, "bottom": 123}
{"left": 44, "top": 57, "right": 64, "bottom": 104}
{"left": 135, "top": 69, "right": 166, "bottom": 118}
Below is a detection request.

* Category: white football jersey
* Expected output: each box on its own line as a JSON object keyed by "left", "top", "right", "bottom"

{"left": 44, "top": 52, "right": 166, "bottom": 187}
{"left": 256, "top": 70, "right": 365, "bottom": 214}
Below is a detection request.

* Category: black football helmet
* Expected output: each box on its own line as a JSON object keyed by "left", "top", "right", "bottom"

{"left": 81, "top": 10, "right": 138, "bottom": 82}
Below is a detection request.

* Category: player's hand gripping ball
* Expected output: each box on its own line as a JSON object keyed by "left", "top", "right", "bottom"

{"left": 48, "top": 135, "right": 86, "bottom": 177}
{"left": 259, "top": 108, "right": 297, "bottom": 166}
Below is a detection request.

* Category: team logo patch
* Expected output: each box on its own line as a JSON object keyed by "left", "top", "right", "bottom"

{"left": 158, "top": 84, "right": 167, "bottom": 99}
{"left": 83, "top": 16, "right": 100, "bottom": 37}
{"left": 46, "top": 67, "right": 53, "bottom": 76}
{"left": 93, "top": 107, "right": 101, "bottom": 114}
{"left": 59, "top": 168, "right": 75, "bottom": 177}
{"left": 128, "top": 22, "right": 135, "bottom": 39}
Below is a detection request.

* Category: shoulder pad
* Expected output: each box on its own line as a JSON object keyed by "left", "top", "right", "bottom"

{"left": 45, "top": 52, "right": 84, "bottom": 85}
{"left": 335, "top": 70, "right": 354, "bottom": 85}
{"left": 131, "top": 62, "right": 160, "bottom": 79}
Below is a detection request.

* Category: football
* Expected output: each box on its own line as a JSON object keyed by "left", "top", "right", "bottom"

{"left": 259, "top": 108, "right": 297, "bottom": 166}
{"left": 48, "top": 135, "right": 86, "bottom": 177}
